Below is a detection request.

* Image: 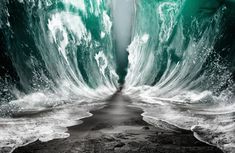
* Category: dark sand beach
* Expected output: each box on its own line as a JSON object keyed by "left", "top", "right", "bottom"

{"left": 13, "top": 93, "right": 223, "bottom": 153}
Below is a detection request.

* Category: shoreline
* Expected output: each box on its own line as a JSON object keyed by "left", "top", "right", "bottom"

{"left": 13, "top": 93, "right": 223, "bottom": 153}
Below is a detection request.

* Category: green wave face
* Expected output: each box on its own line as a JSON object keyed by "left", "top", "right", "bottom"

{"left": 43, "top": 0, "right": 119, "bottom": 88}
{"left": 126, "top": 0, "right": 234, "bottom": 93}
{"left": 0, "top": 0, "right": 120, "bottom": 106}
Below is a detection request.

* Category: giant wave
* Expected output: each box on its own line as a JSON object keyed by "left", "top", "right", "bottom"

{"left": 0, "top": 0, "right": 234, "bottom": 152}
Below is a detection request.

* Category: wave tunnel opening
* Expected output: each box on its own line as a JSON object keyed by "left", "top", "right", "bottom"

{"left": 111, "top": 0, "right": 135, "bottom": 85}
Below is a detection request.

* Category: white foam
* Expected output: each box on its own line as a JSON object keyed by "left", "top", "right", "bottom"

{"left": 0, "top": 102, "right": 104, "bottom": 153}
{"left": 101, "top": 31, "right": 105, "bottom": 38}
{"left": 130, "top": 91, "right": 235, "bottom": 153}
{"left": 63, "top": 0, "right": 86, "bottom": 12}
{"left": 103, "top": 11, "right": 112, "bottom": 34}
{"left": 95, "top": 51, "right": 108, "bottom": 77}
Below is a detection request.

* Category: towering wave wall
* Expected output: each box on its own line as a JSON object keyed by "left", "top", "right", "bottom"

{"left": 0, "top": 0, "right": 119, "bottom": 114}
{"left": 125, "top": 0, "right": 235, "bottom": 152}
{"left": 126, "top": 0, "right": 234, "bottom": 94}
{"left": 0, "top": 1, "right": 119, "bottom": 151}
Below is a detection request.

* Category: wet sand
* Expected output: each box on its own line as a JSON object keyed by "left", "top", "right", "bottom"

{"left": 13, "top": 93, "right": 223, "bottom": 153}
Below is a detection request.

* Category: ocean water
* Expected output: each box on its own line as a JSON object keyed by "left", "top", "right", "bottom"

{"left": 0, "top": 0, "right": 234, "bottom": 152}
